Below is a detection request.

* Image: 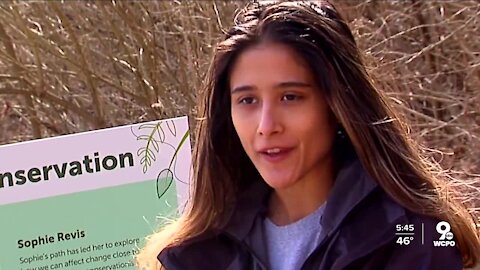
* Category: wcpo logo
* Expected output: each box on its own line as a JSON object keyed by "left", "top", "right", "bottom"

{"left": 433, "top": 221, "right": 455, "bottom": 247}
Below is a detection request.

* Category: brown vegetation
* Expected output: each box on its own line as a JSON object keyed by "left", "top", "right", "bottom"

{"left": 0, "top": 0, "right": 479, "bottom": 232}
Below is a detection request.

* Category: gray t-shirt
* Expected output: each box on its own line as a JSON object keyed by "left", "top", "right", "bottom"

{"left": 263, "top": 203, "right": 326, "bottom": 270}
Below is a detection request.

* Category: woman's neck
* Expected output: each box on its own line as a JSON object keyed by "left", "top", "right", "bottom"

{"left": 267, "top": 161, "right": 334, "bottom": 226}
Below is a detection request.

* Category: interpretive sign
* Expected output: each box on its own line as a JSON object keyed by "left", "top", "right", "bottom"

{"left": 0, "top": 116, "right": 191, "bottom": 270}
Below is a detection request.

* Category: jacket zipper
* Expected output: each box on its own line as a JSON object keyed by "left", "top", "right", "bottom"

{"left": 331, "top": 229, "right": 397, "bottom": 269}
{"left": 300, "top": 231, "right": 333, "bottom": 270}
{"left": 301, "top": 217, "right": 405, "bottom": 269}
{"left": 224, "top": 232, "right": 268, "bottom": 270}
{"left": 241, "top": 242, "right": 268, "bottom": 270}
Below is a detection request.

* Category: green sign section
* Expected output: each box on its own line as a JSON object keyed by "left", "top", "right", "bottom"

{"left": 0, "top": 179, "right": 177, "bottom": 270}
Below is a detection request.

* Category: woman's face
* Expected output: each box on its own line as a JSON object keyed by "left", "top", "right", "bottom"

{"left": 229, "top": 42, "right": 337, "bottom": 191}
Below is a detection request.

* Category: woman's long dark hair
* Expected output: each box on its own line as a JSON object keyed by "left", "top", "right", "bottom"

{"left": 137, "top": 1, "right": 480, "bottom": 268}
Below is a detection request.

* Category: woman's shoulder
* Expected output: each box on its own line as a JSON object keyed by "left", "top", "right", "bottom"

{"left": 379, "top": 210, "right": 463, "bottom": 269}
{"left": 157, "top": 228, "right": 251, "bottom": 269}
{"left": 335, "top": 188, "right": 462, "bottom": 269}
{"left": 360, "top": 189, "right": 462, "bottom": 269}
{"left": 355, "top": 185, "right": 459, "bottom": 247}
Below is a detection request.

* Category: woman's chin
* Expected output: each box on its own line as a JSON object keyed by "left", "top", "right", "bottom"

{"left": 262, "top": 177, "right": 296, "bottom": 190}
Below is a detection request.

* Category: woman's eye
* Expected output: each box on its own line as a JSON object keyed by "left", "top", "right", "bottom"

{"left": 239, "top": 97, "right": 256, "bottom": 104}
{"left": 282, "top": 94, "right": 300, "bottom": 101}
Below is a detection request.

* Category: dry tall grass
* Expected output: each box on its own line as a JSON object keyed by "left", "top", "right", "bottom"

{"left": 0, "top": 1, "right": 243, "bottom": 141}
{"left": 0, "top": 0, "right": 479, "bottom": 237}
{"left": 341, "top": 1, "right": 480, "bottom": 173}
{"left": 1, "top": 0, "right": 479, "bottom": 268}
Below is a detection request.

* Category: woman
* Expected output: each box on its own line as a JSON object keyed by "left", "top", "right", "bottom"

{"left": 136, "top": 1, "right": 480, "bottom": 269}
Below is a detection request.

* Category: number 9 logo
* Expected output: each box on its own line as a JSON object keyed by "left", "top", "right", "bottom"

{"left": 436, "top": 221, "right": 453, "bottom": 240}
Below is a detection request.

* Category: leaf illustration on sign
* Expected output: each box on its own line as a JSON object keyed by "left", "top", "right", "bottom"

{"left": 166, "top": 120, "right": 177, "bottom": 136}
{"left": 156, "top": 130, "right": 189, "bottom": 199}
{"left": 156, "top": 168, "right": 173, "bottom": 199}
{"left": 131, "top": 121, "right": 171, "bottom": 173}
{"left": 132, "top": 119, "right": 189, "bottom": 199}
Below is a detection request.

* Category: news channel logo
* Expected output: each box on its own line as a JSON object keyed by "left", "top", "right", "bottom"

{"left": 433, "top": 221, "right": 455, "bottom": 247}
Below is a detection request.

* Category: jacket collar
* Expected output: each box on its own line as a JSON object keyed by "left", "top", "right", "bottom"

{"left": 321, "top": 159, "right": 378, "bottom": 234}
{"left": 224, "top": 158, "right": 379, "bottom": 241}
{"left": 158, "top": 158, "right": 409, "bottom": 269}
{"left": 223, "top": 176, "right": 271, "bottom": 240}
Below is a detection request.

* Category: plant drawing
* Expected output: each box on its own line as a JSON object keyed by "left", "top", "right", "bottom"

{"left": 131, "top": 119, "right": 189, "bottom": 199}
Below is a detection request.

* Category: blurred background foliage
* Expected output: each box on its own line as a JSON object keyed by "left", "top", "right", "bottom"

{"left": 0, "top": 1, "right": 479, "bottom": 176}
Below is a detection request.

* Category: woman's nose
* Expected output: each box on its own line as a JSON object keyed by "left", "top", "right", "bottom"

{"left": 257, "top": 104, "right": 282, "bottom": 136}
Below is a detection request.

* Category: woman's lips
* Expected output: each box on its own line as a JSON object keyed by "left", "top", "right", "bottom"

{"left": 258, "top": 147, "right": 293, "bottom": 163}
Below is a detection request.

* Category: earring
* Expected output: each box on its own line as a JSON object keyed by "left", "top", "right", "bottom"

{"left": 337, "top": 128, "right": 345, "bottom": 139}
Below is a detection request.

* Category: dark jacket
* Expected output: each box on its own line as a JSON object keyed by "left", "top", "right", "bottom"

{"left": 158, "top": 160, "right": 462, "bottom": 269}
